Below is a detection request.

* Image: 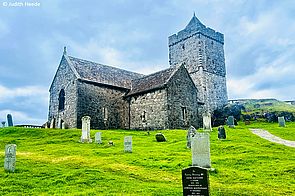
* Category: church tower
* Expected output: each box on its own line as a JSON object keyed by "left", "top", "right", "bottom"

{"left": 168, "top": 14, "right": 228, "bottom": 113}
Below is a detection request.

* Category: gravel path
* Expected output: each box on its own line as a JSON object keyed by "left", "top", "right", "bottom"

{"left": 250, "top": 129, "right": 295, "bottom": 148}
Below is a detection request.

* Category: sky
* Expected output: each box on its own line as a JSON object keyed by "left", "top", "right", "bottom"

{"left": 0, "top": 0, "right": 295, "bottom": 125}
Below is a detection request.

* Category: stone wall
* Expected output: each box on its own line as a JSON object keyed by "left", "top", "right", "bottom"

{"left": 76, "top": 81, "right": 129, "bottom": 129}
{"left": 168, "top": 27, "right": 227, "bottom": 113}
{"left": 48, "top": 56, "right": 78, "bottom": 128}
{"left": 129, "top": 89, "right": 168, "bottom": 130}
{"left": 166, "top": 65, "right": 201, "bottom": 129}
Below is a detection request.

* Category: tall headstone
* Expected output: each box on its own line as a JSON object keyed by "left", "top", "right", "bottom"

{"left": 278, "top": 116, "right": 286, "bottom": 127}
{"left": 50, "top": 118, "right": 55, "bottom": 129}
{"left": 58, "top": 118, "right": 62, "bottom": 129}
{"left": 95, "top": 132, "right": 102, "bottom": 144}
{"left": 1, "top": 121, "right": 5, "bottom": 127}
{"left": 186, "top": 126, "right": 197, "bottom": 148}
{"left": 124, "top": 136, "right": 132, "bottom": 153}
{"left": 203, "top": 115, "right": 212, "bottom": 131}
{"left": 4, "top": 144, "right": 17, "bottom": 172}
{"left": 191, "top": 132, "right": 211, "bottom": 168}
{"left": 7, "top": 114, "right": 13, "bottom": 127}
{"left": 81, "top": 116, "right": 92, "bottom": 143}
{"left": 218, "top": 126, "right": 226, "bottom": 139}
{"left": 61, "top": 122, "right": 65, "bottom": 129}
{"left": 182, "top": 166, "right": 209, "bottom": 196}
{"left": 226, "top": 116, "right": 235, "bottom": 128}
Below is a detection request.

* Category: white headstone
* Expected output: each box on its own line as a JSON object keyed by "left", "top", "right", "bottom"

{"left": 61, "top": 122, "right": 65, "bottom": 129}
{"left": 278, "top": 116, "right": 286, "bottom": 127}
{"left": 95, "top": 132, "right": 102, "bottom": 144}
{"left": 124, "top": 136, "right": 132, "bottom": 153}
{"left": 50, "top": 118, "right": 55, "bottom": 128}
{"left": 81, "top": 116, "right": 92, "bottom": 143}
{"left": 4, "top": 144, "right": 17, "bottom": 172}
{"left": 191, "top": 133, "right": 211, "bottom": 168}
{"left": 58, "top": 118, "right": 62, "bottom": 129}
{"left": 203, "top": 115, "right": 212, "bottom": 131}
{"left": 187, "top": 126, "right": 197, "bottom": 148}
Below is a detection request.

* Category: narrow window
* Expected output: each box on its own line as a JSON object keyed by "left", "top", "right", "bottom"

{"left": 182, "top": 107, "right": 187, "bottom": 121}
{"left": 58, "top": 89, "right": 65, "bottom": 111}
{"left": 182, "top": 44, "right": 185, "bottom": 50}
{"left": 141, "top": 111, "right": 146, "bottom": 122}
{"left": 103, "top": 107, "right": 108, "bottom": 121}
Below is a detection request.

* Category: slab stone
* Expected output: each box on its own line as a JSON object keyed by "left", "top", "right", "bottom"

{"left": 182, "top": 166, "right": 209, "bottom": 196}
{"left": 124, "top": 136, "right": 132, "bottom": 152}
{"left": 155, "top": 133, "right": 166, "bottom": 142}
{"left": 186, "top": 126, "right": 197, "bottom": 148}
{"left": 191, "top": 132, "right": 211, "bottom": 168}
{"left": 95, "top": 132, "right": 102, "bottom": 144}
{"left": 203, "top": 115, "right": 212, "bottom": 131}
{"left": 218, "top": 126, "right": 226, "bottom": 139}
{"left": 226, "top": 116, "right": 235, "bottom": 128}
{"left": 4, "top": 144, "right": 17, "bottom": 172}
{"left": 50, "top": 118, "right": 55, "bottom": 128}
{"left": 61, "top": 122, "right": 65, "bottom": 129}
{"left": 81, "top": 116, "right": 92, "bottom": 143}
{"left": 278, "top": 116, "right": 285, "bottom": 127}
{"left": 7, "top": 114, "right": 13, "bottom": 127}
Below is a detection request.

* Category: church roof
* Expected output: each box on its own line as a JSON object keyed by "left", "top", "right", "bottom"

{"left": 185, "top": 14, "right": 206, "bottom": 31}
{"left": 126, "top": 65, "right": 181, "bottom": 96}
{"left": 67, "top": 56, "right": 144, "bottom": 89}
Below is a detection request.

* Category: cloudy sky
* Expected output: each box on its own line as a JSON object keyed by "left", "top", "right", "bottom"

{"left": 0, "top": 0, "right": 294, "bottom": 125}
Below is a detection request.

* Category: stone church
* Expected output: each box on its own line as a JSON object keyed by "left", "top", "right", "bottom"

{"left": 48, "top": 14, "right": 228, "bottom": 130}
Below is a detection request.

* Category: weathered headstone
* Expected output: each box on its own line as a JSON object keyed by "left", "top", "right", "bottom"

{"left": 155, "top": 133, "right": 166, "bottom": 142}
{"left": 191, "top": 132, "right": 211, "bottom": 168}
{"left": 218, "top": 126, "right": 226, "bottom": 139}
{"left": 61, "top": 122, "right": 65, "bottom": 129}
{"left": 58, "top": 118, "right": 62, "bottom": 129}
{"left": 203, "top": 115, "right": 212, "bottom": 131}
{"left": 7, "top": 114, "right": 13, "bottom": 127}
{"left": 278, "top": 116, "right": 286, "bottom": 127}
{"left": 95, "top": 132, "right": 102, "bottom": 144}
{"left": 186, "top": 126, "right": 197, "bottom": 148}
{"left": 226, "top": 116, "right": 235, "bottom": 128}
{"left": 50, "top": 118, "right": 55, "bottom": 128}
{"left": 4, "top": 144, "right": 17, "bottom": 172}
{"left": 1, "top": 121, "right": 5, "bottom": 127}
{"left": 81, "top": 116, "right": 92, "bottom": 143}
{"left": 124, "top": 136, "right": 132, "bottom": 153}
{"left": 182, "top": 166, "right": 209, "bottom": 196}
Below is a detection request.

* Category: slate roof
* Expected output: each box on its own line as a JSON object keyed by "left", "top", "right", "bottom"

{"left": 126, "top": 66, "right": 180, "bottom": 96}
{"left": 185, "top": 14, "right": 206, "bottom": 31}
{"left": 67, "top": 56, "right": 144, "bottom": 89}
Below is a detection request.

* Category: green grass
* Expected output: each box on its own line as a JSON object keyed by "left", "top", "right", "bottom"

{"left": 0, "top": 123, "right": 294, "bottom": 195}
{"left": 241, "top": 99, "right": 295, "bottom": 113}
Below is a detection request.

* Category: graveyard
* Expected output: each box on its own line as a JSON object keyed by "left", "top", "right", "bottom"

{"left": 0, "top": 121, "right": 294, "bottom": 195}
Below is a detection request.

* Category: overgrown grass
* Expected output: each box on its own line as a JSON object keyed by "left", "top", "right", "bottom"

{"left": 0, "top": 123, "right": 294, "bottom": 195}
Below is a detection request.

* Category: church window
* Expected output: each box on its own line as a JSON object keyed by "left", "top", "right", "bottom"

{"left": 141, "top": 111, "right": 146, "bottom": 122}
{"left": 181, "top": 107, "right": 187, "bottom": 121}
{"left": 58, "top": 89, "right": 65, "bottom": 111}
{"left": 182, "top": 44, "right": 185, "bottom": 50}
{"left": 103, "top": 107, "right": 108, "bottom": 121}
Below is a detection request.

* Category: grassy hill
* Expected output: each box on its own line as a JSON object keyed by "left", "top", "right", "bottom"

{"left": 0, "top": 122, "right": 294, "bottom": 195}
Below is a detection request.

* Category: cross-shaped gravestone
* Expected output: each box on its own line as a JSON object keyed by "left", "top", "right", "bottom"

{"left": 186, "top": 126, "right": 197, "bottom": 148}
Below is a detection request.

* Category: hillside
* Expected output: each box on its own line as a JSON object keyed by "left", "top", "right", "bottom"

{"left": 0, "top": 123, "right": 294, "bottom": 195}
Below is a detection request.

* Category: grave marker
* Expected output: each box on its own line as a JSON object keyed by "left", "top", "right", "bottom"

{"left": 4, "top": 144, "right": 17, "bottom": 172}
{"left": 124, "top": 136, "right": 132, "bottom": 152}
{"left": 191, "top": 132, "right": 211, "bottom": 168}
{"left": 81, "top": 116, "right": 92, "bottom": 143}
{"left": 226, "top": 116, "right": 235, "bottom": 128}
{"left": 50, "top": 118, "right": 55, "bottom": 128}
{"left": 1, "top": 121, "right": 5, "bottom": 127}
{"left": 7, "top": 114, "right": 13, "bottom": 127}
{"left": 187, "top": 126, "right": 197, "bottom": 148}
{"left": 218, "top": 126, "right": 226, "bottom": 139}
{"left": 203, "top": 115, "right": 212, "bottom": 131}
{"left": 278, "top": 116, "right": 285, "bottom": 127}
{"left": 156, "top": 133, "right": 166, "bottom": 142}
{"left": 95, "top": 132, "right": 102, "bottom": 144}
{"left": 182, "top": 166, "right": 209, "bottom": 196}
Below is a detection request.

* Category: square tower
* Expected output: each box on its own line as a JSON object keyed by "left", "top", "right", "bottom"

{"left": 168, "top": 14, "right": 228, "bottom": 113}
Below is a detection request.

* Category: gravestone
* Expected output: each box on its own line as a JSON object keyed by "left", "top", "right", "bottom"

{"left": 186, "top": 126, "right": 197, "bottom": 148}
{"left": 1, "top": 121, "right": 5, "bottom": 127}
{"left": 81, "top": 116, "right": 92, "bottom": 143}
{"left": 278, "top": 116, "right": 285, "bottom": 127}
{"left": 155, "top": 133, "right": 166, "bottom": 142}
{"left": 244, "top": 120, "right": 250, "bottom": 125}
{"left": 203, "top": 115, "right": 212, "bottom": 131}
{"left": 7, "top": 114, "right": 13, "bottom": 127}
{"left": 182, "top": 166, "right": 209, "bottom": 196}
{"left": 191, "top": 132, "right": 211, "bottom": 168}
{"left": 4, "top": 144, "right": 17, "bottom": 172}
{"left": 50, "top": 118, "right": 55, "bottom": 128}
{"left": 61, "top": 122, "right": 65, "bottom": 129}
{"left": 218, "top": 126, "right": 226, "bottom": 139}
{"left": 226, "top": 116, "right": 235, "bottom": 128}
{"left": 124, "top": 136, "right": 132, "bottom": 153}
{"left": 95, "top": 132, "right": 102, "bottom": 144}
{"left": 58, "top": 119, "right": 62, "bottom": 129}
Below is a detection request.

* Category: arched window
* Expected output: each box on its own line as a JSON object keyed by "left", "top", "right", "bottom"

{"left": 58, "top": 89, "right": 65, "bottom": 111}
